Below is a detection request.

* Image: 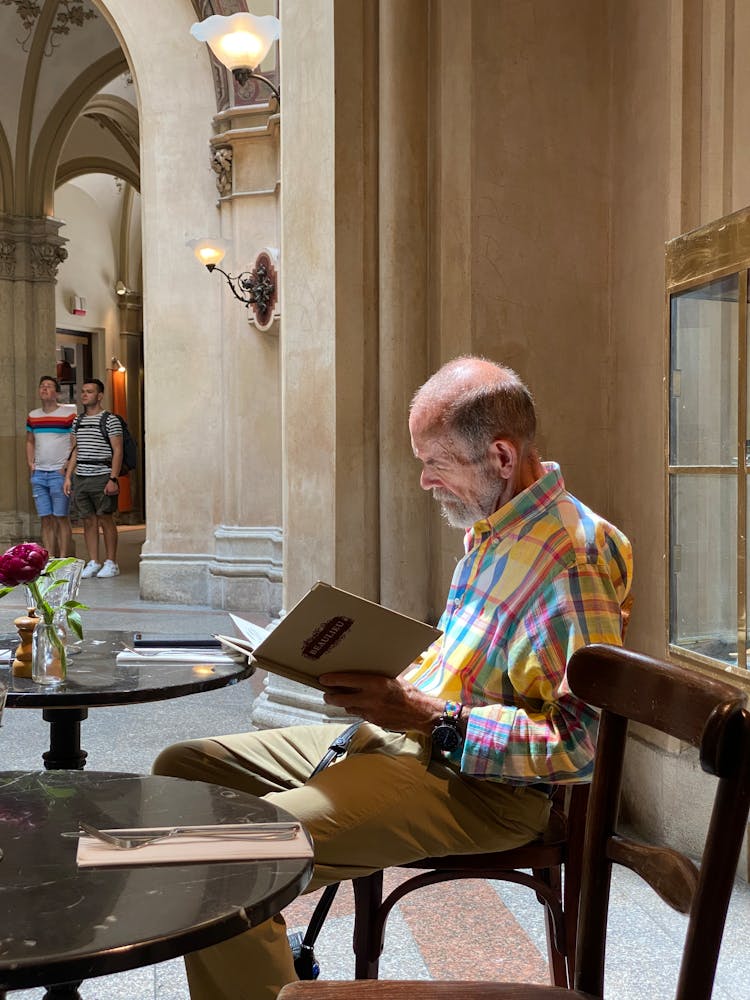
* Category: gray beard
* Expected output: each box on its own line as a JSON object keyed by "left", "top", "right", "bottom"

{"left": 438, "top": 498, "right": 485, "bottom": 529}
{"left": 435, "top": 488, "right": 500, "bottom": 529}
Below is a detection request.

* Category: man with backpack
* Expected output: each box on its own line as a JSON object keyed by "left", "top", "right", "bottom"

{"left": 63, "top": 378, "right": 123, "bottom": 578}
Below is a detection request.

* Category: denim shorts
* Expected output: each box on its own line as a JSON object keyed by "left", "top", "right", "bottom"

{"left": 30, "top": 469, "right": 69, "bottom": 518}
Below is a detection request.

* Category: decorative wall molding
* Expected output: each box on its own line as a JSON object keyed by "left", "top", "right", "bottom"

{"left": 2, "top": 0, "right": 97, "bottom": 56}
{"left": 251, "top": 675, "right": 351, "bottom": 731}
{"left": 208, "top": 524, "right": 283, "bottom": 611}
{"left": 140, "top": 526, "right": 283, "bottom": 611}
{"left": 245, "top": 248, "right": 279, "bottom": 332}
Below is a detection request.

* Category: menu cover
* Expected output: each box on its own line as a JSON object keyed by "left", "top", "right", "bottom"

{"left": 216, "top": 582, "right": 442, "bottom": 691}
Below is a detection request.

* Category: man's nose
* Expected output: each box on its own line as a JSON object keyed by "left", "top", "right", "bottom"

{"left": 420, "top": 468, "right": 440, "bottom": 490}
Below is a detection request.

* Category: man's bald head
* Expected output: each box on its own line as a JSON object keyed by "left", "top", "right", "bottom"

{"left": 410, "top": 356, "right": 536, "bottom": 460}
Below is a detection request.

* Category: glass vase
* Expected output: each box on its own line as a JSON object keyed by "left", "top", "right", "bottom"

{"left": 31, "top": 620, "right": 67, "bottom": 685}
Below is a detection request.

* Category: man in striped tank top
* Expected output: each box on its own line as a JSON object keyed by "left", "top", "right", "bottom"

{"left": 63, "top": 378, "right": 122, "bottom": 579}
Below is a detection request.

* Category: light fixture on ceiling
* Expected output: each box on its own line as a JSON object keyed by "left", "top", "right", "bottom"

{"left": 187, "top": 237, "right": 279, "bottom": 331}
{"left": 190, "top": 11, "right": 280, "bottom": 104}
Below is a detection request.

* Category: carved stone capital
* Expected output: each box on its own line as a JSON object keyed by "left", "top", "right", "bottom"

{"left": 0, "top": 241, "right": 16, "bottom": 278}
{"left": 211, "top": 145, "right": 233, "bottom": 196}
{"left": 0, "top": 214, "right": 68, "bottom": 282}
{"left": 30, "top": 240, "right": 68, "bottom": 279}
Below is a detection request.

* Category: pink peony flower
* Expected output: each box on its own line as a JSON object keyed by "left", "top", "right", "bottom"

{"left": 0, "top": 542, "right": 48, "bottom": 587}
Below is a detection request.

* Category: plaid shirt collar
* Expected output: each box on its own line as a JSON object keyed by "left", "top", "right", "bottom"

{"left": 465, "top": 462, "right": 564, "bottom": 550}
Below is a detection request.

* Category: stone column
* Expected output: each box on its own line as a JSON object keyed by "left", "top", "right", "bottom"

{"left": 377, "top": 0, "right": 432, "bottom": 619}
{"left": 0, "top": 214, "right": 67, "bottom": 548}
{"left": 118, "top": 293, "right": 144, "bottom": 522}
{"left": 252, "top": 0, "right": 380, "bottom": 728}
{"left": 205, "top": 103, "right": 284, "bottom": 613}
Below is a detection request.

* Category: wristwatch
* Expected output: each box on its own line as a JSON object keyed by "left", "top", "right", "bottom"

{"left": 431, "top": 700, "right": 464, "bottom": 753}
{"left": 108, "top": 476, "right": 119, "bottom": 483}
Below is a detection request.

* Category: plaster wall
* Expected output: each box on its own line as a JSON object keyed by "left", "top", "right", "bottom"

{"left": 608, "top": 0, "right": 750, "bottom": 871}
{"left": 55, "top": 181, "right": 119, "bottom": 354}
{"left": 427, "top": 0, "right": 612, "bottom": 616}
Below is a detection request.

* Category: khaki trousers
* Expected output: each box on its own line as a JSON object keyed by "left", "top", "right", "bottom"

{"left": 153, "top": 723, "right": 551, "bottom": 1000}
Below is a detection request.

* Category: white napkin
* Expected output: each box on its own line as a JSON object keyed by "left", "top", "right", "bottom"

{"left": 115, "top": 649, "right": 238, "bottom": 665}
{"left": 0, "top": 649, "right": 13, "bottom": 664}
{"left": 77, "top": 825, "right": 313, "bottom": 867}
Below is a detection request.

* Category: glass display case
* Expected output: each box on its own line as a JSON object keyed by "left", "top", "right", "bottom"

{"left": 666, "top": 207, "right": 750, "bottom": 673}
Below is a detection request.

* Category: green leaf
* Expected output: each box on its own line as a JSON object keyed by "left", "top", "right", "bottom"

{"left": 66, "top": 611, "right": 83, "bottom": 640}
{"left": 0, "top": 586, "right": 13, "bottom": 598}
{"left": 63, "top": 600, "right": 88, "bottom": 611}
{"left": 44, "top": 558, "right": 76, "bottom": 573}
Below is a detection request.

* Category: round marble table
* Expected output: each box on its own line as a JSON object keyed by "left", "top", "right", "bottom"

{"left": 0, "top": 630, "right": 253, "bottom": 769}
{"left": 0, "top": 770, "right": 313, "bottom": 997}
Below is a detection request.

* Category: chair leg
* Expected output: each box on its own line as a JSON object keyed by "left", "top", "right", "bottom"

{"left": 533, "top": 867, "right": 568, "bottom": 988}
{"left": 352, "top": 871, "right": 384, "bottom": 979}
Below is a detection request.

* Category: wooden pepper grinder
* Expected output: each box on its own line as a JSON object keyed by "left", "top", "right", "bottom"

{"left": 13, "top": 612, "right": 39, "bottom": 678}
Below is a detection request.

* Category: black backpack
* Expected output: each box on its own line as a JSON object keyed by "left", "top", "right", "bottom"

{"left": 74, "top": 411, "right": 138, "bottom": 475}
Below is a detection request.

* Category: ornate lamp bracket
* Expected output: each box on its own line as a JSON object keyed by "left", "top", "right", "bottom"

{"left": 210, "top": 247, "right": 279, "bottom": 332}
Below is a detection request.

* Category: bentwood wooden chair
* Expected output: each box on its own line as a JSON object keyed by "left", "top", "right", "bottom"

{"left": 350, "top": 782, "right": 588, "bottom": 986}
{"left": 279, "top": 644, "right": 750, "bottom": 1000}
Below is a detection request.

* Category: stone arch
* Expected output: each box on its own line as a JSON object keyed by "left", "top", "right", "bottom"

{"left": 13, "top": 0, "right": 65, "bottom": 214}
{"left": 82, "top": 93, "right": 140, "bottom": 167}
{"left": 0, "top": 124, "right": 13, "bottom": 212}
{"left": 55, "top": 157, "right": 140, "bottom": 193}
{"left": 29, "top": 49, "right": 128, "bottom": 216}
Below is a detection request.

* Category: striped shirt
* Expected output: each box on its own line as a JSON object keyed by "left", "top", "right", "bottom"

{"left": 73, "top": 412, "right": 122, "bottom": 477}
{"left": 26, "top": 405, "right": 77, "bottom": 470}
{"left": 404, "top": 463, "right": 633, "bottom": 785}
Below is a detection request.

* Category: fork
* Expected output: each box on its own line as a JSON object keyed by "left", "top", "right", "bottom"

{"left": 78, "top": 819, "right": 300, "bottom": 849}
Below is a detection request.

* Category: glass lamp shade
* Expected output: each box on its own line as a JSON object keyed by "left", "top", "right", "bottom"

{"left": 190, "top": 12, "right": 280, "bottom": 73}
{"left": 187, "top": 237, "right": 229, "bottom": 270}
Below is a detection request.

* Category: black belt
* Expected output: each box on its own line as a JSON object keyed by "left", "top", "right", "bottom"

{"left": 529, "top": 782, "right": 554, "bottom": 797}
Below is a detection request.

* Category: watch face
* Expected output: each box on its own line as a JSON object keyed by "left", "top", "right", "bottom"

{"left": 432, "top": 722, "right": 462, "bottom": 752}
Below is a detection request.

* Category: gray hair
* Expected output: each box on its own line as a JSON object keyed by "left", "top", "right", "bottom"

{"left": 411, "top": 356, "right": 536, "bottom": 460}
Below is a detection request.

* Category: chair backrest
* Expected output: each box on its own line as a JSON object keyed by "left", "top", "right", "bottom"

{"left": 567, "top": 644, "right": 750, "bottom": 1000}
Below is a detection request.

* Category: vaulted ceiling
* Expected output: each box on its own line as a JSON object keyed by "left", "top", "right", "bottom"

{"left": 0, "top": 0, "right": 134, "bottom": 217}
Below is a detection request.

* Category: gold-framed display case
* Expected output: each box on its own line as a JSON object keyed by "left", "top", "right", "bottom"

{"left": 666, "top": 206, "right": 750, "bottom": 679}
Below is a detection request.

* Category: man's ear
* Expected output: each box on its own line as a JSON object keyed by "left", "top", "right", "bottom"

{"left": 488, "top": 439, "right": 518, "bottom": 480}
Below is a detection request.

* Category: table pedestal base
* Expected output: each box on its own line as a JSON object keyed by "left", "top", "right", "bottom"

{"left": 44, "top": 983, "right": 82, "bottom": 999}
{"left": 42, "top": 708, "right": 88, "bottom": 770}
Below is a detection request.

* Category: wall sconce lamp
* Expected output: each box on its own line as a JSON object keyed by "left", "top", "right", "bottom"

{"left": 187, "top": 237, "right": 279, "bottom": 332}
{"left": 115, "top": 280, "right": 128, "bottom": 296}
{"left": 108, "top": 356, "right": 126, "bottom": 373}
{"left": 190, "top": 12, "right": 280, "bottom": 104}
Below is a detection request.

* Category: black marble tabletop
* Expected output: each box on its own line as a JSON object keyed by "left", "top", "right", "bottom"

{"left": 0, "top": 771, "right": 313, "bottom": 990}
{"left": 0, "top": 629, "right": 253, "bottom": 708}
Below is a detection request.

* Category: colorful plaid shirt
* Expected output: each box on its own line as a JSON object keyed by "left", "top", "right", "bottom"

{"left": 404, "top": 463, "right": 633, "bottom": 784}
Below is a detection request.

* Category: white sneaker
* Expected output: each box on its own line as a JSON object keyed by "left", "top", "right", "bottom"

{"left": 97, "top": 560, "right": 120, "bottom": 578}
{"left": 81, "top": 560, "right": 102, "bottom": 579}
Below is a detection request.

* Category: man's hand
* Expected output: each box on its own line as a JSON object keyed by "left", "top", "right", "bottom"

{"left": 319, "top": 672, "right": 444, "bottom": 734}
{"left": 63, "top": 476, "right": 72, "bottom": 496}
